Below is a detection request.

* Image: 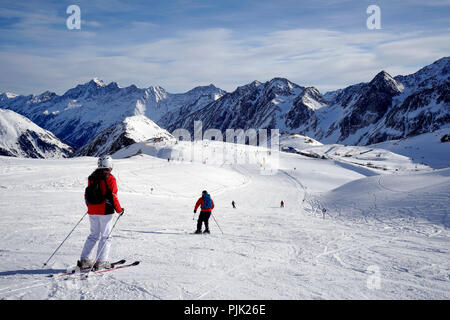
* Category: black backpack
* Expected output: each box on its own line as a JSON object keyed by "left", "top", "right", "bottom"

{"left": 85, "top": 173, "right": 109, "bottom": 205}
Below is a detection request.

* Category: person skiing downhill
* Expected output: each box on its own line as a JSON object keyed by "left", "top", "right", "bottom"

{"left": 193, "top": 190, "right": 215, "bottom": 234}
{"left": 78, "top": 155, "right": 124, "bottom": 270}
{"left": 280, "top": 200, "right": 284, "bottom": 208}
{"left": 232, "top": 200, "right": 236, "bottom": 209}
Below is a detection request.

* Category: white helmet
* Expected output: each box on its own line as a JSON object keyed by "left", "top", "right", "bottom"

{"left": 98, "top": 155, "right": 113, "bottom": 170}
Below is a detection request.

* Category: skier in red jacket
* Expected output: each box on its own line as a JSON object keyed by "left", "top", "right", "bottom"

{"left": 78, "top": 155, "right": 124, "bottom": 270}
{"left": 193, "top": 190, "right": 214, "bottom": 234}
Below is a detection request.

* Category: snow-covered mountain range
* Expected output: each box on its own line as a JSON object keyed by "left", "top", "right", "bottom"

{"left": 318, "top": 57, "right": 449, "bottom": 145}
{"left": 0, "top": 57, "right": 448, "bottom": 158}
{"left": 0, "top": 109, "right": 72, "bottom": 158}
{"left": 165, "top": 78, "right": 327, "bottom": 134}
{"left": 0, "top": 79, "right": 224, "bottom": 149}
{"left": 168, "top": 57, "right": 449, "bottom": 146}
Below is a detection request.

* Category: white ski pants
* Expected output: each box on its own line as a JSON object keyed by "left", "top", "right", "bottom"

{"left": 80, "top": 214, "right": 115, "bottom": 262}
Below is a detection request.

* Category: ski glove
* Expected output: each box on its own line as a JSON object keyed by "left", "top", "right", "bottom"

{"left": 119, "top": 208, "right": 125, "bottom": 216}
{"left": 194, "top": 210, "right": 197, "bottom": 213}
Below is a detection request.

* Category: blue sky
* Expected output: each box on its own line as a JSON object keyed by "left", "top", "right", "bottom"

{"left": 0, "top": 0, "right": 449, "bottom": 95}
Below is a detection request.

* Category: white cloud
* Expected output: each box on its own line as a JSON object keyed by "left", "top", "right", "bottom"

{"left": 1, "top": 28, "right": 449, "bottom": 95}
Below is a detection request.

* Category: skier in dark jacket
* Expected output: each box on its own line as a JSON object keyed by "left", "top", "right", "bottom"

{"left": 193, "top": 190, "right": 214, "bottom": 234}
{"left": 232, "top": 200, "right": 236, "bottom": 209}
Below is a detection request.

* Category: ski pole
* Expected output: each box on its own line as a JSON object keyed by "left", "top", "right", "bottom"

{"left": 43, "top": 211, "right": 88, "bottom": 267}
{"left": 86, "top": 213, "right": 123, "bottom": 276}
{"left": 211, "top": 213, "right": 224, "bottom": 235}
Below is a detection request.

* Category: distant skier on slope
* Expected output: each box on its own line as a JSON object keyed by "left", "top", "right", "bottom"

{"left": 232, "top": 200, "right": 236, "bottom": 209}
{"left": 79, "top": 155, "right": 124, "bottom": 270}
{"left": 193, "top": 190, "right": 215, "bottom": 234}
{"left": 280, "top": 200, "right": 284, "bottom": 208}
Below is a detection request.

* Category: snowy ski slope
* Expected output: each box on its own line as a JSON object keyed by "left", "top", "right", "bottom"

{"left": 0, "top": 138, "right": 448, "bottom": 299}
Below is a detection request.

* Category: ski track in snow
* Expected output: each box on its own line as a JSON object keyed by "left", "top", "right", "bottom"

{"left": 0, "top": 149, "right": 449, "bottom": 300}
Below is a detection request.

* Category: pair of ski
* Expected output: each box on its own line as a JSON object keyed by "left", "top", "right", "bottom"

{"left": 49, "top": 259, "right": 140, "bottom": 279}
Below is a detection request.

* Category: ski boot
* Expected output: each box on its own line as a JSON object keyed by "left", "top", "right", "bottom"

{"left": 77, "top": 258, "right": 94, "bottom": 269}
{"left": 203, "top": 229, "right": 210, "bottom": 234}
{"left": 194, "top": 230, "right": 202, "bottom": 234}
{"left": 94, "top": 261, "right": 112, "bottom": 270}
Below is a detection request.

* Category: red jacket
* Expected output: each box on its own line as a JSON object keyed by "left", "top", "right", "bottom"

{"left": 86, "top": 169, "right": 122, "bottom": 215}
{"left": 194, "top": 196, "right": 214, "bottom": 212}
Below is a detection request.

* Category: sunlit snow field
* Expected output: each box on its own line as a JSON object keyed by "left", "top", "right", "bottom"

{"left": 0, "top": 136, "right": 448, "bottom": 299}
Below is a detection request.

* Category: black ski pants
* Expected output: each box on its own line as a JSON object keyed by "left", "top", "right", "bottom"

{"left": 197, "top": 211, "right": 211, "bottom": 231}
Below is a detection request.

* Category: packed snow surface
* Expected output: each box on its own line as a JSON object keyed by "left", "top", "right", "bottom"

{"left": 279, "top": 133, "right": 323, "bottom": 150}
{"left": 0, "top": 138, "right": 448, "bottom": 299}
{"left": 371, "top": 128, "right": 450, "bottom": 170}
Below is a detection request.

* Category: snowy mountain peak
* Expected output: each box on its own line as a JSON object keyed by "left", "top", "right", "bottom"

{"left": 370, "top": 70, "right": 404, "bottom": 94}
{"left": 301, "top": 87, "right": 328, "bottom": 110}
{"left": 185, "top": 84, "right": 226, "bottom": 96}
{"left": 0, "top": 92, "right": 19, "bottom": 99}
{"left": 106, "top": 81, "right": 120, "bottom": 90}
{"left": 248, "top": 80, "right": 264, "bottom": 88}
{"left": 303, "top": 86, "right": 321, "bottom": 95}
{"left": 75, "top": 115, "right": 174, "bottom": 157}
{"left": 234, "top": 80, "right": 263, "bottom": 95}
{"left": 145, "top": 86, "right": 168, "bottom": 101}
{"left": 31, "top": 90, "right": 57, "bottom": 103}
{"left": 147, "top": 85, "right": 166, "bottom": 92}
{"left": 91, "top": 77, "right": 106, "bottom": 87}
{"left": 0, "top": 92, "right": 19, "bottom": 103}
{"left": 261, "top": 78, "right": 306, "bottom": 101}
{"left": 62, "top": 78, "right": 124, "bottom": 100}
{"left": 268, "top": 77, "right": 297, "bottom": 89}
